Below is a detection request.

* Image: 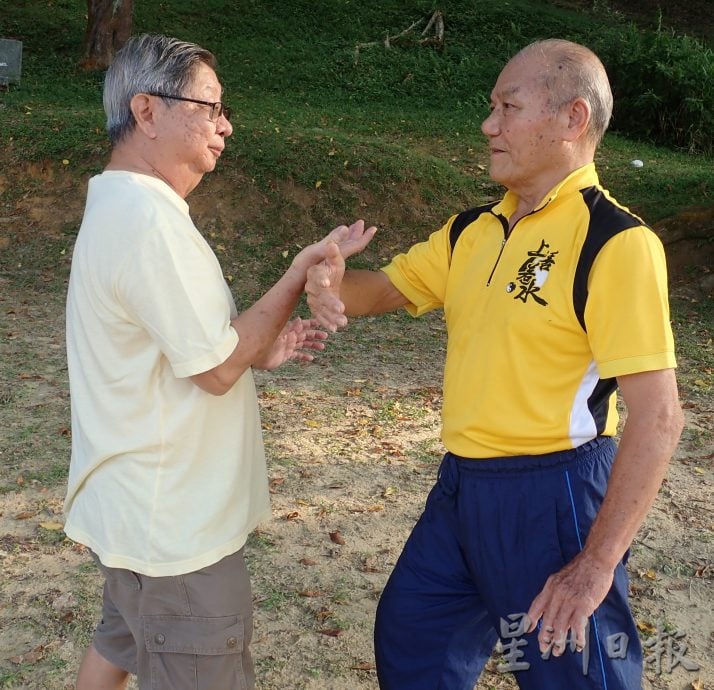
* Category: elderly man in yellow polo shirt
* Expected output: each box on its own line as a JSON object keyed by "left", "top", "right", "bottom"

{"left": 306, "top": 39, "right": 683, "bottom": 690}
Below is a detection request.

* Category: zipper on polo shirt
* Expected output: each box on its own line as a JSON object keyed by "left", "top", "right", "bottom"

{"left": 486, "top": 212, "right": 512, "bottom": 286}
{"left": 485, "top": 205, "right": 546, "bottom": 286}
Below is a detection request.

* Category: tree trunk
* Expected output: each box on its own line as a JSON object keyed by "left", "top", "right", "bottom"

{"left": 81, "top": 0, "right": 134, "bottom": 70}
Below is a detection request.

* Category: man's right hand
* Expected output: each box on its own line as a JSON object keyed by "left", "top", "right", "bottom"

{"left": 305, "top": 241, "right": 348, "bottom": 332}
{"left": 292, "top": 220, "right": 376, "bottom": 276}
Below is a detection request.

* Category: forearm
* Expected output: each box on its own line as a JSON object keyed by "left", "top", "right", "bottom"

{"left": 581, "top": 370, "right": 684, "bottom": 570}
{"left": 193, "top": 223, "right": 379, "bottom": 393}
{"left": 525, "top": 369, "right": 683, "bottom": 650}
{"left": 192, "top": 264, "right": 306, "bottom": 394}
{"left": 341, "top": 269, "right": 408, "bottom": 316}
{"left": 231, "top": 266, "right": 306, "bottom": 361}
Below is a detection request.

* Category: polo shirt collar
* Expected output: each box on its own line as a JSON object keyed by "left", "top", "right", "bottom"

{"left": 492, "top": 163, "right": 600, "bottom": 218}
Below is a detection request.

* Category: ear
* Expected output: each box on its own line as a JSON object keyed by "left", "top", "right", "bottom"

{"left": 562, "top": 97, "right": 590, "bottom": 142}
{"left": 129, "top": 93, "right": 159, "bottom": 140}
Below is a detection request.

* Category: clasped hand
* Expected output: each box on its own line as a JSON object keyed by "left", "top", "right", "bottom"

{"left": 304, "top": 220, "right": 376, "bottom": 332}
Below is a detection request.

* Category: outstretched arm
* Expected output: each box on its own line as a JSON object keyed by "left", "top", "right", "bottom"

{"left": 191, "top": 220, "right": 376, "bottom": 394}
{"left": 525, "top": 368, "right": 684, "bottom": 656}
{"left": 306, "top": 241, "right": 408, "bottom": 332}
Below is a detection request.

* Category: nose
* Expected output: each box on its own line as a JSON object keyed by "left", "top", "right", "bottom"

{"left": 217, "top": 113, "right": 233, "bottom": 137}
{"left": 481, "top": 109, "right": 499, "bottom": 138}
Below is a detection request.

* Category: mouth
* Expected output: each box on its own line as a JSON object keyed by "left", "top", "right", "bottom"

{"left": 208, "top": 146, "right": 223, "bottom": 158}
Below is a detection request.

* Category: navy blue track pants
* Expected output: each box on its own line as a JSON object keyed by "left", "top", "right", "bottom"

{"left": 374, "top": 437, "right": 642, "bottom": 689}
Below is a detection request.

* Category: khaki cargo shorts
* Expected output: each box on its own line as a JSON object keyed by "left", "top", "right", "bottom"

{"left": 91, "top": 548, "right": 254, "bottom": 690}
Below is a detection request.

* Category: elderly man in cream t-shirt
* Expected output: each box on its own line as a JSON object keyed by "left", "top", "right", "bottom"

{"left": 64, "top": 34, "right": 375, "bottom": 690}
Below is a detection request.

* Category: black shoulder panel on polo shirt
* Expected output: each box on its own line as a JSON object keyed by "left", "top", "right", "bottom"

{"left": 573, "top": 186, "right": 644, "bottom": 332}
{"left": 576, "top": 187, "right": 644, "bottom": 431}
{"left": 448, "top": 202, "right": 499, "bottom": 261}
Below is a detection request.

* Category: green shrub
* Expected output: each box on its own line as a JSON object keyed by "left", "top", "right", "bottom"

{"left": 593, "top": 24, "right": 714, "bottom": 154}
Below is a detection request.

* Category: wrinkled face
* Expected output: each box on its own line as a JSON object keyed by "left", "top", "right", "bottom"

{"left": 481, "top": 55, "right": 566, "bottom": 195}
{"left": 156, "top": 62, "right": 233, "bottom": 185}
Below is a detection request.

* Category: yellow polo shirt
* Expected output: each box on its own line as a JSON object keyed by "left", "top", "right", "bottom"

{"left": 382, "top": 164, "right": 675, "bottom": 458}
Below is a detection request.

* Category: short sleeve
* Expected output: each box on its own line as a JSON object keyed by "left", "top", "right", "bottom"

{"left": 585, "top": 226, "right": 676, "bottom": 379}
{"left": 380, "top": 217, "right": 454, "bottom": 317}
{"left": 116, "top": 217, "right": 238, "bottom": 378}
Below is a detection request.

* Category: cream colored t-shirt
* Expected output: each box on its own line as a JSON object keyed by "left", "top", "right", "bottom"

{"left": 64, "top": 171, "right": 271, "bottom": 576}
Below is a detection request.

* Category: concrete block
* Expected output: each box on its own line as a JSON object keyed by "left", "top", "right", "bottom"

{"left": 0, "top": 39, "right": 23, "bottom": 86}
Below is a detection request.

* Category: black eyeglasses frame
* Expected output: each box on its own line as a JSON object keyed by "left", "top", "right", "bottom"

{"left": 148, "top": 92, "right": 232, "bottom": 122}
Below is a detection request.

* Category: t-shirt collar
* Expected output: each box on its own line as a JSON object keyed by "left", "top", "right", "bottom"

{"left": 97, "top": 170, "right": 190, "bottom": 216}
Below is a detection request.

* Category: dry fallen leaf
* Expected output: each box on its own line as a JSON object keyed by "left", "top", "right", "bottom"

{"left": 329, "top": 530, "right": 346, "bottom": 545}
{"left": 9, "top": 645, "right": 45, "bottom": 665}
{"left": 14, "top": 511, "right": 35, "bottom": 520}
{"left": 315, "top": 607, "right": 334, "bottom": 621}
{"left": 269, "top": 477, "right": 285, "bottom": 493}
{"left": 319, "top": 628, "right": 343, "bottom": 637}
{"left": 284, "top": 511, "right": 301, "bottom": 521}
{"left": 23, "top": 646, "right": 45, "bottom": 664}
{"left": 691, "top": 679, "right": 704, "bottom": 690}
{"left": 299, "top": 557, "right": 317, "bottom": 566}
{"left": 39, "top": 521, "right": 64, "bottom": 531}
{"left": 298, "top": 590, "right": 322, "bottom": 598}
{"left": 636, "top": 620, "right": 656, "bottom": 634}
{"left": 351, "top": 661, "right": 376, "bottom": 671}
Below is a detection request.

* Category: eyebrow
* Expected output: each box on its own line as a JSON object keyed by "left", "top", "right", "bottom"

{"left": 494, "top": 86, "right": 522, "bottom": 100}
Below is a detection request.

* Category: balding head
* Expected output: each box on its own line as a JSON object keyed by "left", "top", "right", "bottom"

{"left": 512, "top": 40, "right": 613, "bottom": 147}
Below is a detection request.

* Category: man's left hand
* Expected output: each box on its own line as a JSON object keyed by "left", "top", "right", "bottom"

{"left": 526, "top": 551, "right": 614, "bottom": 656}
{"left": 253, "top": 317, "right": 327, "bottom": 370}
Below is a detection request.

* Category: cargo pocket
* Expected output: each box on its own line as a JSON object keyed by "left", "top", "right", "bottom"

{"left": 143, "top": 614, "right": 248, "bottom": 690}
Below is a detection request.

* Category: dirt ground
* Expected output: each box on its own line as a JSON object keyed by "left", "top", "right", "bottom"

{"left": 0, "top": 166, "right": 711, "bottom": 690}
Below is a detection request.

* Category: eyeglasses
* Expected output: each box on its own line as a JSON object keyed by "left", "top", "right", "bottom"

{"left": 148, "top": 92, "right": 232, "bottom": 122}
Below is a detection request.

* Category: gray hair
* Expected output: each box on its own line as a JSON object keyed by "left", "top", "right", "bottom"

{"left": 103, "top": 34, "right": 216, "bottom": 145}
{"left": 516, "top": 39, "right": 613, "bottom": 146}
